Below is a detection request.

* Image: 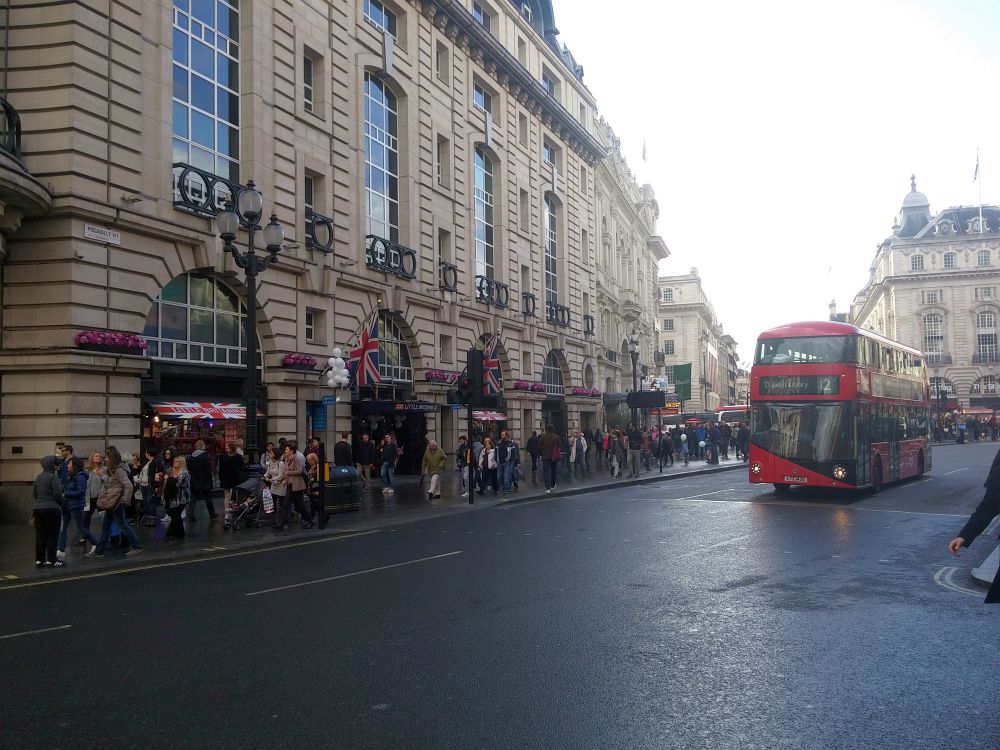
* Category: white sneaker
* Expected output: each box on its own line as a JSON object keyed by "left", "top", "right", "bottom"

{"left": 460, "top": 492, "right": 468, "bottom": 497}
{"left": 56, "top": 549, "right": 66, "bottom": 560}
{"left": 85, "top": 545, "right": 100, "bottom": 557}
{"left": 546, "top": 489, "right": 552, "bottom": 494}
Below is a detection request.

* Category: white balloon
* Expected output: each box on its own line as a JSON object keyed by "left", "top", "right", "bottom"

{"left": 327, "top": 357, "right": 337, "bottom": 368}
{"left": 332, "top": 347, "right": 342, "bottom": 358}
{"left": 338, "top": 375, "right": 351, "bottom": 386}
{"left": 332, "top": 357, "right": 345, "bottom": 369}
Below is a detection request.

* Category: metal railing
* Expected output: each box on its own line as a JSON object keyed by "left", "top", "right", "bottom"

{"left": 0, "top": 97, "right": 21, "bottom": 158}
{"left": 475, "top": 275, "right": 510, "bottom": 308}
{"left": 172, "top": 163, "right": 240, "bottom": 216}
{"left": 365, "top": 234, "right": 417, "bottom": 279}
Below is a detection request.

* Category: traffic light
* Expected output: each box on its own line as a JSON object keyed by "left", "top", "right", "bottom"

{"left": 448, "top": 375, "right": 473, "bottom": 406}
{"left": 467, "top": 348, "right": 484, "bottom": 406}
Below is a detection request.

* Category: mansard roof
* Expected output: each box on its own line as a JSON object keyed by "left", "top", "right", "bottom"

{"left": 911, "top": 205, "right": 1000, "bottom": 240}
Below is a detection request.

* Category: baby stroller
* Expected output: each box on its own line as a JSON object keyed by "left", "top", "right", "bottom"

{"left": 224, "top": 477, "right": 268, "bottom": 530}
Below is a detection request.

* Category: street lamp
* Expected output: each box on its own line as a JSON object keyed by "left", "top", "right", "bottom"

{"left": 218, "top": 179, "right": 284, "bottom": 480}
{"left": 628, "top": 330, "right": 640, "bottom": 426}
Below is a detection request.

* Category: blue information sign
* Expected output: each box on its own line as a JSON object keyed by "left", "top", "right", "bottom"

{"left": 322, "top": 395, "right": 337, "bottom": 406}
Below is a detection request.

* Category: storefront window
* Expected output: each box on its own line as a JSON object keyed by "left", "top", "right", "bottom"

{"left": 144, "top": 273, "right": 249, "bottom": 367}
{"left": 378, "top": 313, "right": 412, "bottom": 383}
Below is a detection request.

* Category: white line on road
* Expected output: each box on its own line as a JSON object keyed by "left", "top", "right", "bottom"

{"left": 671, "top": 490, "right": 731, "bottom": 501}
{"left": 680, "top": 533, "right": 751, "bottom": 558}
{"left": 933, "top": 567, "right": 984, "bottom": 597}
{"left": 943, "top": 468, "right": 968, "bottom": 475}
{"left": 0, "top": 625, "right": 72, "bottom": 641}
{"left": 245, "top": 551, "right": 463, "bottom": 596}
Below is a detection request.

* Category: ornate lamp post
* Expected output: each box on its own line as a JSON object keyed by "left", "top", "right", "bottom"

{"left": 628, "top": 330, "right": 640, "bottom": 426}
{"left": 217, "top": 180, "right": 285, "bottom": 479}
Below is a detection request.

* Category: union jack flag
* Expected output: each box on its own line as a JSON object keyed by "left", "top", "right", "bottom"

{"left": 483, "top": 334, "right": 502, "bottom": 396}
{"left": 350, "top": 308, "right": 381, "bottom": 387}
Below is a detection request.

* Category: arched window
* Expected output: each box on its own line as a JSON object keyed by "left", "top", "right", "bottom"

{"left": 542, "top": 351, "right": 564, "bottom": 395}
{"left": 143, "top": 273, "right": 248, "bottom": 367}
{"left": 544, "top": 195, "right": 558, "bottom": 307}
{"left": 972, "top": 376, "right": 1000, "bottom": 394}
{"left": 977, "top": 311, "right": 997, "bottom": 362}
{"left": 474, "top": 147, "right": 494, "bottom": 280}
{"left": 930, "top": 377, "right": 955, "bottom": 398}
{"left": 923, "top": 314, "right": 943, "bottom": 362}
{"left": 364, "top": 73, "right": 399, "bottom": 242}
{"left": 378, "top": 313, "right": 411, "bottom": 383}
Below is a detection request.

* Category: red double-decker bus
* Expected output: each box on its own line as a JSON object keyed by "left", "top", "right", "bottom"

{"left": 748, "top": 321, "right": 931, "bottom": 493}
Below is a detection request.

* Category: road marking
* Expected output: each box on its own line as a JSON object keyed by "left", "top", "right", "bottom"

{"left": 671, "top": 490, "right": 731, "bottom": 501}
{"left": 671, "top": 495, "right": 968, "bottom": 518}
{"left": 2, "top": 575, "right": 17, "bottom": 580}
{"left": 0, "top": 530, "right": 380, "bottom": 593}
{"left": 943, "top": 468, "right": 968, "bottom": 475}
{"left": 680, "top": 533, "right": 751, "bottom": 558}
{"left": 0, "top": 625, "right": 72, "bottom": 640}
{"left": 933, "top": 566, "right": 984, "bottom": 597}
{"left": 245, "top": 551, "right": 462, "bottom": 596}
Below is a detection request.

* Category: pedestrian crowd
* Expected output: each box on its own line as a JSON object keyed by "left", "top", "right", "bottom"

{"left": 933, "top": 413, "right": 1000, "bottom": 444}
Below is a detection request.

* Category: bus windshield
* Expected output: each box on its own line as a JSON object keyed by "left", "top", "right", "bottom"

{"left": 750, "top": 402, "right": 855, "bottom": 461}
{"left": 755, "top": 336, "right": 856, "bottom": 365}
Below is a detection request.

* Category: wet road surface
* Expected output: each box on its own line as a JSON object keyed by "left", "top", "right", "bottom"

{"left": 1, "top": 442, "right": 998, "bottom": 749}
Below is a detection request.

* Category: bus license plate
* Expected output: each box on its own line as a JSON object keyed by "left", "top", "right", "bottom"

{"left": 783, "top": 475, "right": 808, "bottom": 483}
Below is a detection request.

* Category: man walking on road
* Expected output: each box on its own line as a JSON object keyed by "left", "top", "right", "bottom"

{"left": 948, "top": 446, "right": 1000, "bottom": 602}
{"left": 497, "top": 430, "right": 520, "bottom": 495}
{"left": 626, "top": 424, "right": 643, "bottom": 478}
{"left": 539, "top": 424, "right": 560, "bottom": 494}
{"left": 421, "top": 439, "right": 448, "bottom": 501}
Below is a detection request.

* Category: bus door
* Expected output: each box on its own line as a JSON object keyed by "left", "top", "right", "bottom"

{"left": 888, "top": 409, "right": 901, "bottom": 481}
{"left": 857, "top": 403, "right": 870, "bottom": 486}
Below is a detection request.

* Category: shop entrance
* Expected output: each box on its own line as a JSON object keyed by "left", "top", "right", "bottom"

{"left": 541, "top": 397, "right": 567, "bottom": 436}
{"left": 352, "top": 401, "right": 434, "bottom": 475}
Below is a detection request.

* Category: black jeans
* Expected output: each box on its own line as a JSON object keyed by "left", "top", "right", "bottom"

{"left": 542, "top": 459, "right": 558, "bottom": 490}
{"left": 277, "top": 490, "right": 312, "bottom": 526}
{"left": 166, "top": 504, "right": 186, "bottom": 539}
{"left": 478, "top": 467, "right": 498, "bottom": 494}
{"left": 187, "top": 490, "right": 216, "bottom": 520}
{"left": 33, "top": 508, "right": 61, "bottom": 563}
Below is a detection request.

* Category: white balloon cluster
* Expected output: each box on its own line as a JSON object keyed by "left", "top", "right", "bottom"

{"left": 326, "top": 347, "right": 351, "bottom": 388}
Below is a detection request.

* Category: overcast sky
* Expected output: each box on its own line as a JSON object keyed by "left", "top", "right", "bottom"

{"left": 556, "top": 0, "right": 1000, "bottom": 365}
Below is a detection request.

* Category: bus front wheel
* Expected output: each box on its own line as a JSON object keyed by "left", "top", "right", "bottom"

{"left": 773, "top": 484, "right": 791, "bottom": 495}
{"left": 871, "top": 458, "right": 883, "bottom": 494}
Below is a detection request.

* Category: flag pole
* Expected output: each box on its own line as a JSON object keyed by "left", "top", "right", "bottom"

{"left": 976, "top": 148, "right": 984, "bottom": 233}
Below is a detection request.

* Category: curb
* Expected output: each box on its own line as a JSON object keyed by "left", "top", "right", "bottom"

{"left": 0, "top": 462, "right": 745, "bottom": 586}
{"left": 496, "top": 462, "right": 745, "bottom": 507}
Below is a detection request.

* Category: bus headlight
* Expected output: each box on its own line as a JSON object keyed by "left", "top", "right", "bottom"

{"left": 832, "top": 465, "right": 847, "bottom": 480}
{"left": 750, "top": 462, "right": 762, "bottom": 475}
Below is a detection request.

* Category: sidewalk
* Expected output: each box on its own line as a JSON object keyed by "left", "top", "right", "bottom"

{"left": 0, "top": 456, "right": 744, "bottom": 584}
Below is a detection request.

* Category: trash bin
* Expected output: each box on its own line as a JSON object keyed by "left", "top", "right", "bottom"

{"left": 324, "top": 465, "right": 361, "bottom": 514}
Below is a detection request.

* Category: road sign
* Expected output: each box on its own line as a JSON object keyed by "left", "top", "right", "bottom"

{"left": 322, "top": 395, "right": 337, "bottom": 406}
{"left": 451, "top": 403, "right": 462, "bottom": 410}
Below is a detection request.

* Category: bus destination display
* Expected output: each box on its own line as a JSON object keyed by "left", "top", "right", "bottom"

{"left": 759, "top": 375, "right": 840, "bottom": 396}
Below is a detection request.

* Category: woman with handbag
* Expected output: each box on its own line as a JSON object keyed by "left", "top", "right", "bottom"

{"left": 276, "top": 441, "right": 313, "bottom": 531}
{"left": 162, "top": 454, "right": 191, "bottom": 541}
{"left": 264, "top": 444, "right": 285, "bottom": 526}
{"left": 477, "top": 437, "right": 498, "bottom": 496}
{"left": 86, "top": 447, "right": 142, "bottom": 557}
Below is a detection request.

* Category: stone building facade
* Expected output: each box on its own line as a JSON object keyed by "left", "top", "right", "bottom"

{"left": 850, "top": 177, "right": 1000, "bottom": 412}
{"left": 0, "top": 0, "right": 670, "bottom": 516}
{"left": 656, "top": 268, "right": 734, "bottom": 412}
{"left": 591, "top": 118, "right": 668, "bottom": 425}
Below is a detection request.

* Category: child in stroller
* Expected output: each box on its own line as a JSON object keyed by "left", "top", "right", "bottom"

{"left": 223, "top": 477, "right": 268, "bottom": 530}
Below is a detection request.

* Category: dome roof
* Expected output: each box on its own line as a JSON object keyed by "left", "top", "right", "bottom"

{"left": 902, "top": 174, "right": 929, "bottom": 208}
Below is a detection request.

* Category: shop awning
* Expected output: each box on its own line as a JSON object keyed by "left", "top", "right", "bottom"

{"left": 472, "top": 410, "right": 508, "bottom": 421}
{"left": 149, "top": 401, "right": 263, "bottom": 419}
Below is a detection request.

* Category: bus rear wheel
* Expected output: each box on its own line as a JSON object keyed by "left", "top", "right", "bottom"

{"left": 871, "top": 458, "right": 883, "bottom": 494}
{"left": 773, "top": 484, "right": 791, "bottom": 495}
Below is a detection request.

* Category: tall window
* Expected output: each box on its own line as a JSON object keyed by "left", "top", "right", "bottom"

{"left": 473, "top": 81, "right": 492, "bottom": 115}
{"left": 664, "top": 340, "right": 675, "bottom": 355}
{"left": 662, "top": 288, "right": 673, "bottom": 302}
{"left": 979, "top": 249, "right": 992, "bottom": 267}
{"left": 172, "top": 0, "right": 240, "bottom": 181}
{"left": 303, "top": 55, "right": 314, "bottom": 112}
{"left": 364, "top": 0, "right": 397, "bottom": 36}
{"left": 143, "top": 274, "right": 248, "bottom": 367}
{"left": 542, "top": 351, "right": 564, "bottom": 395}
{"left": 944, "top": 251, "right": 957, "bottom": 269}
{"left": 663, "top": 318, "right": 674, "bottom": 331}
{"left": 472, "top": 2, "right": 491, "bottom": 31}
{"left": 474, "top": 147, "right": 494, "bottom": 281}
{"left": 910, "top": 255, "right": 924, "bottom": 271}
{"left": 364, "top": 74, "right": 399, "bottom": 242}
{"left": 544, "top": 195, "right": 558, "bottom": 307}
{"left": 304, "top": 174, "right": 315, "bottom": 237}
{"left": 378, "top": 313, "right": 412, "bottom": 383}
{"left": 541, "top": 73, "right": 553, "bottom": 95}
{"left": 542, "top": 142, "right": 555, "bottom": 165}
{"left": 923, "top": 314, "right": 943, "bottom": 361}
{"left": 977, "top": 311, "right": 997, "bottom": 361}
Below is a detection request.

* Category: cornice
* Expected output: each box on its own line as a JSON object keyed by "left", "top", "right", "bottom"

{"left": 420, "top": 0, "right": 606, "bottom": 164}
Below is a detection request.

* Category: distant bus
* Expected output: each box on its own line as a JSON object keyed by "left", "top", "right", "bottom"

{"left": 715, "top": 405, "right": 749, "bottom": 425}
{"left": 749, "top": 321, "right": 931, "bottom": 493}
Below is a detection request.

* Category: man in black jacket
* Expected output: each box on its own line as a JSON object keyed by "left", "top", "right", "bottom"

{"left": 948, "top": 447, "right": 1000, "bottom": 602}
{"left": 333, "top": 433, "right": 353, "bottom": 467}
{"left": 355, "top": 433, "right": 377, "bottom": 492}
{"left": 186, "top": 440, "right": 217, "bottom": 522}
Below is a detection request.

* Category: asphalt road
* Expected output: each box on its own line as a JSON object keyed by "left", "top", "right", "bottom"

{"left": 2, "top": 443, "right": 999, "bottom": 749}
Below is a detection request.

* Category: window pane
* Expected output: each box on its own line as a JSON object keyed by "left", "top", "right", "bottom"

{"left": 161, "top": 276, "right": 188, "bottom": 303}
{"left": 190, "top": 308, "right": 214, "bottom": 343}
{"left": 190, "top": 274, "right": 214, "bottom": 308}
{"left": 173, "top": 28, "right": 189, "bottom": 65}
{"left": 161, "top": 304, "right": 187, "bottom": 340}
{"left": 143, "top": 306, "right": 159, "bottom": 337}
{"left": 192, "top": 39, "right": 214, "bottom": 77}
{"left": 173, "top": 64, "right": 189, "bottom": 103}
{"left": 216, "top": 283, "right": 238, "bottom": 312}
{"left": 191, "top": 110, "right": 214, "bottom": 148}
{"left": 172, "top": 102, "right": 189, "bottom": 138}
{"left": 216, "top": 312, "right": 239, "bottom": 346}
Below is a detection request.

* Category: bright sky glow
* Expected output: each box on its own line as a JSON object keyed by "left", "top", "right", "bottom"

{"left": 557, "top": 0, "right": 1000, "bottom": 363}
